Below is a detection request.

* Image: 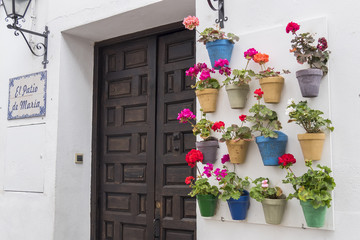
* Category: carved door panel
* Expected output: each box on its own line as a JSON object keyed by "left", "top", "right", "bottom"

{"left": 96, "top": 29, "right": 195, "bottom": 240}
{"left": 155, "top": 30, "right": 196, "bottom": 240}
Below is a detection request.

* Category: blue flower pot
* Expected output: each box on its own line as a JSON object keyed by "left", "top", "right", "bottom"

{"left": 255, "top": 131, "right": 288, "bottom": 166}
{"left": 206, "top": 39, "right": 234, "bottom": 69}
{"left": 227, "top": 190, "right": 250, "bottom": 220}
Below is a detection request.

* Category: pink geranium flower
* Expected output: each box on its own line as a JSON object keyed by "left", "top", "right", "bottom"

{"left": 261, "top": 179, "right": 269, "bottom": 188}
{"left": 183, "top": 16, "right": 199, "bottom": 30}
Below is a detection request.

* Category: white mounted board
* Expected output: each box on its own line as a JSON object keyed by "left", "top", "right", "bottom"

{"left": 4, "top": 123, "right": 45, "bottom": 193}
{"left": 197, "top": 17, "right": 334, "bottom": 230}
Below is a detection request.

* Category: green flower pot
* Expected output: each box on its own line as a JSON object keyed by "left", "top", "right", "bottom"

{"left": 261, "top": 197, "right": 287, "bottom": 225}
{"left": 300, "top": 200, "right": 327, "bottom": 228}
{"left": 197, "top": 194, "right": 218, "bottom": 217}
{"left": 225, "top": 84, "right": 250, "bottom": 109}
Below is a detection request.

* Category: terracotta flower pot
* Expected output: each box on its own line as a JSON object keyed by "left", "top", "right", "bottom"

{"left": 296, "top": 69, "right": 323, "bottom": 98}
{"left": 225, "top": 84, "right": 250, "bottom": 109}
{"left": 225, "top": 139, "right": 250, "bottom": 164}
{"left": 195, "top": 89, "right": 219, "bottom": 113}
{"left": 261, "top": 197, "right": 287, "bottom": 225}
{"left": 259, "top": 76, "right": 284, "bottom": 103}
{"left": 196, "top": 140, "right": 219, "bottom": 164}
{"left": 297, "top": 133, "right": 325, "bottom": 161}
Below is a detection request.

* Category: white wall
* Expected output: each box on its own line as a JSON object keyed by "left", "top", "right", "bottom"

{"left": 0, "top": 0, "right": 195, "bottom": 239}
{"left": 0, "top": 1, "right": 57, "bottom": 239}
{"left": 196, "top": 0, "right": 360, "bottom": 239}
{"left": 2, "top": 0, "right": 358, "bottom": 239}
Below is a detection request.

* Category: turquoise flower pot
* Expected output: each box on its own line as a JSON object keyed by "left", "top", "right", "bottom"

{"left": 300, "top": 200, "right": 327, "bottom": 228}
{"left": 206, "top": 39, "right": 234, "bottom": 69}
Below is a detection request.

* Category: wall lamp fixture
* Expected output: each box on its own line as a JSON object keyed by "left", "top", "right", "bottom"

{"left": 207, "top": 0, "right": 227, "bottom": 29}
{"left": 3, "top": 0, "right": 49, "bottom": 69}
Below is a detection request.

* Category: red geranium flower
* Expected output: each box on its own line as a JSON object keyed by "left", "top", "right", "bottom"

{"left": 239, "top": 114, "right": 247, "bottom": 122}
{"left": 286, "top": 22, "right": 300, "bottom": 34}
{"left": 211, "top": 121, "right": 225, "bottom": 131}
{"left": 254, "top": 88, "right": 264, "bottom": 100}
{"left": 278, "top": 153, "right": 296, "bottom": 167}
{"left": 185, "top": 176, "right": 195, "bottom": 185}
{"left": 185, "top": 149, "right": 203, "bottom": 168}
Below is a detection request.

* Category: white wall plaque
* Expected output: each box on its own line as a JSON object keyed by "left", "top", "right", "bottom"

{"left": 8, "top": 71, "right": 47, "bottom": 120}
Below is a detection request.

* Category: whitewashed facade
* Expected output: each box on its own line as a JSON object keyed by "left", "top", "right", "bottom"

{"left": 0, "top": 0, "right": 359, "bottom": 239}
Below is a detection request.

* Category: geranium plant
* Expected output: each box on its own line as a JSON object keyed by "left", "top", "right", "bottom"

{"left": 185, "top": 152, "right": 228, "bottom": 197}
{"left": 177, "top": 108, "right": 215, "bottom": 140}
{"left": 250, "top": 177, "right": 284, "bottom": 202}
{"left": 247, "top": 88, "right": 282, "bottom": 138}
{"left": 279, "top": 154, "right": 336, "bottom": 209}
{"left": 221, "top": 49, "right": 257, "bottom": 86}
{"left": 218, "top": 169, "right": 250, "bottom": 201}
{"left": 286, "top": 21, "right": 330, "bottom": 75}
{"left": 286, "top": 99, "right": 334, "bottom": 133}
{"left": 212, "top": 115, "right": 252, "bottom": 142}
{"left": 186, "top": 62, "right": 220, "bottom": 90}
{"left": 183, "top": 16, "right": 239, "bottom": 45}
{"left": 252, "top": 52, "right": 290, "bottom": 79}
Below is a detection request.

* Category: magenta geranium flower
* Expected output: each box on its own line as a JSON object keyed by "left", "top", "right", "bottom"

{"left": 177, "top": 108, "right": 196, "bottom": 123}
{"left": 220, "top": 169, "right": 228, "bottom": 178}
{"left": 244, "top": 48, "right": 258, "bottom": 59}
{"left": 199, "top": 70, "right": 211, "bottom": 80}
{"left": 286, "top": 22, "right": 300, "bottom": 34}
{"left": 214, "top": 59, "right": 229, "bottom": 68}
{"left": 203, "top": 163, "right": 214, "bottom": 178}
{"left": 317, "top": 37, "right": 328, "bottom": 51}
{"left": 221, "top": 154, "right": 230, "bottom": 164}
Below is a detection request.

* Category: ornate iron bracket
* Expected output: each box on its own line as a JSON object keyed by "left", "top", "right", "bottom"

{"left": 7, "top": 19, "right": 49, "bottom": 69}
{"left": 207, "top": 0, "right": 227, "bottom": 29}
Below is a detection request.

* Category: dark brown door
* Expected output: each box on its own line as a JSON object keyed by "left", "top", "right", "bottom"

{"left": 95, "top": 28, "right": 196, "bottom": 240}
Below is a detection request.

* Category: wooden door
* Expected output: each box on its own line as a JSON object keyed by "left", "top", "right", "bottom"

{"left": 94, "top": 28, "right": 196, "bottom": 240}
{"left": 155, "top": 31, "right": 197, "bottom": 239}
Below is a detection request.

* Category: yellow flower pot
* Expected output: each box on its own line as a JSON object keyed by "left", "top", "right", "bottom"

{"left": 225, "top": 139, "right": 250, "bottom": 164}
{"left": 259, "top": 76, "right": 284, "bottom": 103}
{"left": 195, "top": 89, "right": 219, "bottom": 113}
{"left": 297, "top": 133, "right": 326, "bottom": 161}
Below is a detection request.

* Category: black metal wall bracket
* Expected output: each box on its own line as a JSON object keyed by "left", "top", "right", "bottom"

{"left": 7, "top": 21, "right": 49, "bottom": 69}
{"left": 207, "top": 0, "right": 227, "bottom": 29}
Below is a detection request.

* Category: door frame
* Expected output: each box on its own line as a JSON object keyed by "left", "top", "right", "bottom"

{"left": 90, "top": 22, "right": 187, "bottom": 240}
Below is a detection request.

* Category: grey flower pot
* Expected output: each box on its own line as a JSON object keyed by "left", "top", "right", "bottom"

{"left": 261, "top": 197, "right": 287, "bottom": 225}
{"left": 196, "top": 140, "right": 219, "bottom": 164}
{"left": 296, "top": 69, "right": 323, "bottom": 97}
{"left": 225, "top": 84, "right": 250, "bottom": 109}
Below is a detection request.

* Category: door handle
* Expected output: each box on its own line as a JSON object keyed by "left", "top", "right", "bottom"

{"left": 173, "top": 132, "right": 180, "bottom": 151}
{"left": 173, "top": 132, "right": 181, "bottom": 140}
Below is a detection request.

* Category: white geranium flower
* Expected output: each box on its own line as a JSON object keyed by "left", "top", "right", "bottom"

{"left": 285, "top": 107, "right": 295, "bottom": 116}
{"left": 287, "top": 98, "right": 295, "bottom": 105}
